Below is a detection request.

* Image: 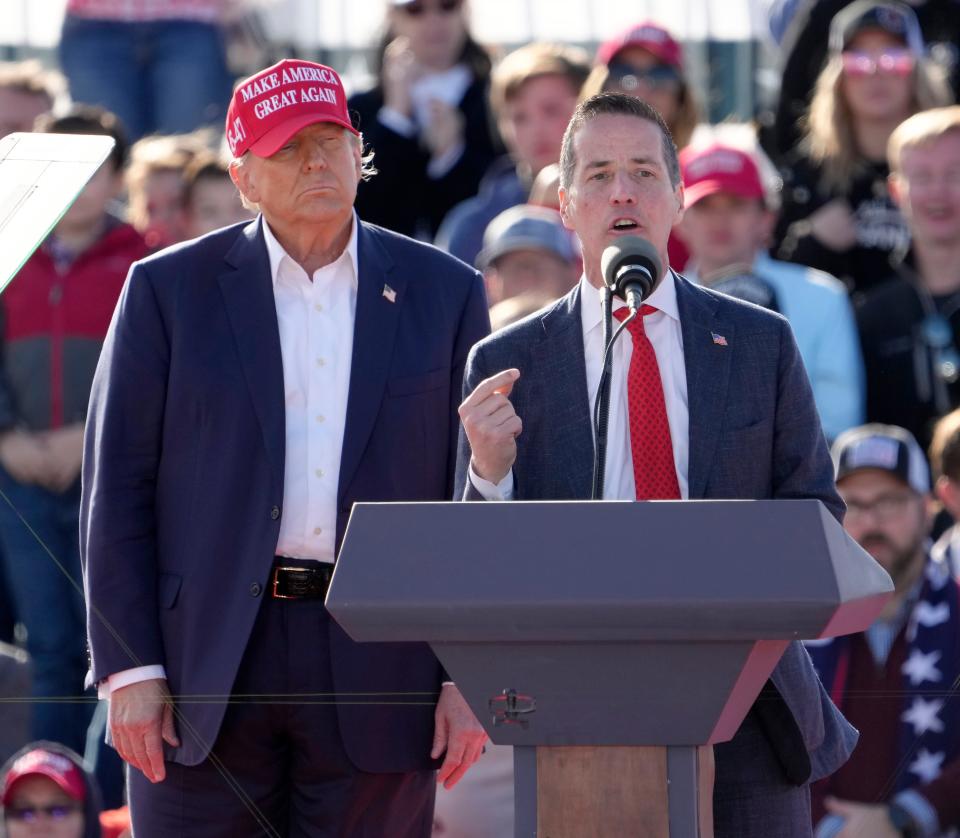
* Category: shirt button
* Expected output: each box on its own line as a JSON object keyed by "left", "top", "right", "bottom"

{"left": 315, "top": 468, "right": 324, "bottom": 478}
{"left": 270, "top": 505, "right": 281, "bottom": 520}
{"left": 316, "top": 357, "right": 326, "bottom": 368}
{"left": 249, "top": 582, "right": 262, "bottom": 597}
{"left": 315, "top": 414, "right": 325, "bottom": 423}
{"left": 313, "top": 527, "right": 322, "bottom": 536}
{"left": 314, "top": 303, "right": 323, "bottom": 312}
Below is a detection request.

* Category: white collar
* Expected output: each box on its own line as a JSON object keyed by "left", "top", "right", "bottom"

{"left": 261, "top": 210, "right": 359, "bottom": 288}
{"left": 580, "top": 268, "right": 680, "bottom": 340}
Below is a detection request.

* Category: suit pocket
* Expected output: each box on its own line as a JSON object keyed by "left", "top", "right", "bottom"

{"left": 158, "top": 572, "right": 183, "bottom": 609}
{"left": 386, "top": 368, "right": 449, "bottom": 397}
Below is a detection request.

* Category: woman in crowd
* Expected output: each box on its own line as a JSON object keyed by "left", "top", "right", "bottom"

{"left": 773, "top": 0, "right": 952, "bottom": 296}
{"left": 579, "top": 20, "right": 700, "bottom": 152}
{"left": 350, "top": 0, "right": 501, "bottom": 240}
{"left": 579, "top": 20, "right": 700, "bottom": 268}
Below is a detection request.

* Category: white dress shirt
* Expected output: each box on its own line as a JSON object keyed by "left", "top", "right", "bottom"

{"left": 470, "top": 272, "right": 690, "bottom": 501}
{"left": 103, "top": 214, "right": 359, "bottom": 695}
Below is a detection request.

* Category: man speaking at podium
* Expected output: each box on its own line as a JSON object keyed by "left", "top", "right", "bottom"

{"left": 456, "top": 93, "right": 858, "bottom": 836}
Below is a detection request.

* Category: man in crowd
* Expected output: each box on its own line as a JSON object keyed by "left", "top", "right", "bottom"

{"left": 927, "top": 408, "right": 960, "bottom": 574}
{"left": 437, "top": 42, "right": 589, "bottom": 266}
{"left": 0, "top": 106, "right": 147, "bottom": 755}
{"left": 456, "top": 92, "right": 856, "bottom": 835}
{"left": 807, "top": 424, "right": 959, "bottom": 838}
{"left": 858, "top": 105, "right": 960, "bottom": 450}
{"left": 81, "top": 59, "right": 488, "bottom": 836}
{"left": 477, "top": 203, "right": 579, "bottom": 321}
{"left": 677, "top": 142, "right": 864, "bottom": 440}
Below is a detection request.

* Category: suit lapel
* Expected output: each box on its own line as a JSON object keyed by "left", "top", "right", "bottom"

{"left": 337, "top": 223, "right": 405, "bottom": 504}
{"left": 218, "top": 218, "right": 286, "bottom": 492}
{"left": 676, "top": 275, "right": 734, "bottom": 499}
{"left": 533, "top": 284, "right": 594, "bottom": 499}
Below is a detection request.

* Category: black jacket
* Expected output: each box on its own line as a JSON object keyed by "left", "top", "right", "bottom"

{"left": 349, "top": 76, "right": 501, "bottom": 240}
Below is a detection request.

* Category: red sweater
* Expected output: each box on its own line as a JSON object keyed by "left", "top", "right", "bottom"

{"left": 0, "top": 221, "right": 148, "bottom": 431}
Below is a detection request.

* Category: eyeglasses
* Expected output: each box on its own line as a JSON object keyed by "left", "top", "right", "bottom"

{"left": 5, "top": 804, "right": 82, "bottom": 822}
{"left": 398, "top": 0, "right": 463, "bottom": 16}
{"left": 606, "top": 62, "right": 681, "bottom": 93}
{"left": 841, "top": 48, "right": 915, "bottom": 77}
{"left": 921, "top": 312, "right": 960, "bottom": 384}
{"left": 842, "top": 492, "right": 917, "bottom": 521}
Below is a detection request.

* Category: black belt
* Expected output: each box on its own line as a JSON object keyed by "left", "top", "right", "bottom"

{"left": 271, "top": 560, "right": 334, "bottom": 600}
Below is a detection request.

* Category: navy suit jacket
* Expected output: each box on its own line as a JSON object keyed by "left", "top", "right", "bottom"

{"left": 81, "top": 217, "right": 490, "bottom": 771}
{"left": 454, "top": 276, "right": 858, "bottom": 785}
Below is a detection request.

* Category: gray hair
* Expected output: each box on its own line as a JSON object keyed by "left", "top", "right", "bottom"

{"left": 559, "top": 93, "right": 680, "bottom": 191}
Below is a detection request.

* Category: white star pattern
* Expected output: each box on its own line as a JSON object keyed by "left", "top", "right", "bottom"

{"left": 901, "top": 649, "right": 943, "bottom": 686}
{"left": 925, "top": 560, "right": 949, "bottom": 591}
{"left": 902, "top": 697, "right": 945, "bottom": 736}
{"left": 908, "top": 748, "right": 945, "bottom": 783}
{"left": 914, "top": 601, "right": 950, "bottom": 628}
{"left": 908, "top": 601, "right": 951, "bottom": 641}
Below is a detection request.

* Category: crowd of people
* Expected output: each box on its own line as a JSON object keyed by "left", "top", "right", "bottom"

{"left": 0, "top": 0, "right": 958, "bottom": 835}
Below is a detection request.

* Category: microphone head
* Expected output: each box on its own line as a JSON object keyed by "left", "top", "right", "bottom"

{"left": 600, "top": 236, "right": 663, "bottom": 301}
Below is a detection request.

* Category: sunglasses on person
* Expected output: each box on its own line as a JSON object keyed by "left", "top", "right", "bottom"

{"left": 397, "top": 0, "right": 463, "bottom": 16}
{"left": 606, "top": 62, "right": 681, "bottom": 93}
{"left": 841, "top": 48, "right": 915, "bottom": 77}
{"left": 5, "top": 803, "right": 82, "bottom": 822}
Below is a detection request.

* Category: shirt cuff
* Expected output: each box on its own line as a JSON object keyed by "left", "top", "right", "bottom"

{"left": 98, "top": 665, "right": 167, "bottom": 699}
{"left": 377, "top": 107, "right": 417, "bottom": 139}
{"left": 813, "top": 814, "right": 844, "bottom": 838}
{"left": 468, "top": 462, "right": 514, "bottom": 500}
{"left": 892, "top": 789, "right": 940, "bottom": 837}
{"left": 427, "top": 141, "right": 465, "bottom": 179}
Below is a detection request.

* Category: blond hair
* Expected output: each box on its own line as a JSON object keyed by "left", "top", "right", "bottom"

{"left": 888, "top": 105, "right": 960, "bottom": 173}
{"left": 804, "top": 54, "right": 952, "bottom": 193}
{"left": 578, "top": 63, "right": 699, "bottom": 150}
{"left": 0, "top": 59, "right": 61, "bottom": 102}
{"left": 489, "top": 43, "right": 591, "bottom": 119}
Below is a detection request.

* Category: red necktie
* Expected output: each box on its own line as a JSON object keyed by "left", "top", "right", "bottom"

{"left": 614, "top": 306, "right": 681, "bottom": 500}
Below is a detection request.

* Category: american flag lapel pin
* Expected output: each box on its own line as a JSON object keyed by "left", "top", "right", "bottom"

{"left": 382, "top": 284, "right": 397, "bottom": 303}
{"left": 712, "top": 332, "right": 728, "bottom": 347}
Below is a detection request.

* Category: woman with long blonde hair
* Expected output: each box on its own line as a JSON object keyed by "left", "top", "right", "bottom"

{"left": 773, "top": 0, "right": 952, "bottom": 296}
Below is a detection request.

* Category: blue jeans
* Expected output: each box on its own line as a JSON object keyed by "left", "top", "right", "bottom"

{"left": 0, "top": 468, "right": 93, "bottom": 753}
{"left": 58, "top": 15, "right": 233, "bottom": 141}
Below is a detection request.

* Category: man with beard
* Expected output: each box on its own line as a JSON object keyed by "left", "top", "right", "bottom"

{"left": 806, "top": 424, "right": 960, "bottom": 838}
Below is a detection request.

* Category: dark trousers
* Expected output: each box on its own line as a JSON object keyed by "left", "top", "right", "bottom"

{"left": 713, "top": 709, "right": 813, "bottom": 837}
{"left": 128, "top": 592, "right": 435, "bottom": 837}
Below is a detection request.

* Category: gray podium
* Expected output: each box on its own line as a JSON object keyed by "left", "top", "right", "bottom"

{"left": 326, "top": 500, "right": 892, "bottom": 838}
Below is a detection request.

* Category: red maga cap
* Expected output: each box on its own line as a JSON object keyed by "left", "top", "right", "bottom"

{"left": 680, "top": 143, "right": 766, "bottom": 207}
{"left": 596, "top": 21, "right": 683, "bottom": 69}
{"left": 2, "top": 749, "right": 86, "bottom": 805}
{"left": 225, "top": 59, "right": 358, "bottom": 159}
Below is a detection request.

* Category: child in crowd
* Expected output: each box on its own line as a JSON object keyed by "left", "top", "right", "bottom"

{"left": 183, "top": 153, "right": 254, "bottom": 239}
{"left": 0, "top": 105, "right": 148, "bottom": 755}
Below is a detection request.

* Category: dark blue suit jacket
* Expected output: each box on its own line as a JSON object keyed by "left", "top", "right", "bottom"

{"left": 81, "top": 217, "right": 490, "bottom": 771}
{"left": 454, "top": 276, "right": 859, "bottom": 786}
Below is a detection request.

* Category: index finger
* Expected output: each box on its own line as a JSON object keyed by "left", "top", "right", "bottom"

{"left": 461, "top": 369, "right": 520, "bottom": 409}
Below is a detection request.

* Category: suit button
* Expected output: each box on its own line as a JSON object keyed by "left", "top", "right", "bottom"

{"left": 270, "top": 505, "right": 280, "bottom": 520}
{"left": 249, "top": 582, "right": 262, "bottom": 597}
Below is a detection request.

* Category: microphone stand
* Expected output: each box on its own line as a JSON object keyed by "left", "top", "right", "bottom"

{"left": 592, "top": 287, "right": 613, "bottom": 500}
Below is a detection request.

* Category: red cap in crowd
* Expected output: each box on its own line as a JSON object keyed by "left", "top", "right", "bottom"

{"left": 225, "top": 59, "right": 358, "bottom": 159}
{"left": 680, "top": 144, "right": 766, "bottom": 207}
{"left": 596, "top": 21, "right": 683, "bottom": 69}
{"left": 2, "top": 749, "right": 87, "bottom": 805}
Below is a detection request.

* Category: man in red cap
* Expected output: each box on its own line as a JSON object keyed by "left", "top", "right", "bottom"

{"left": 80, "top": 58, "right": 490, "bottom": 836}
{"left": 677, "top": 141, "right": 864, "bottom": 441}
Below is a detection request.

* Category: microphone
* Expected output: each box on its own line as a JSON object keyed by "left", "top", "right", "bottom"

{"left": 600, "top": 236, "right": 663, "bottom": 314}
